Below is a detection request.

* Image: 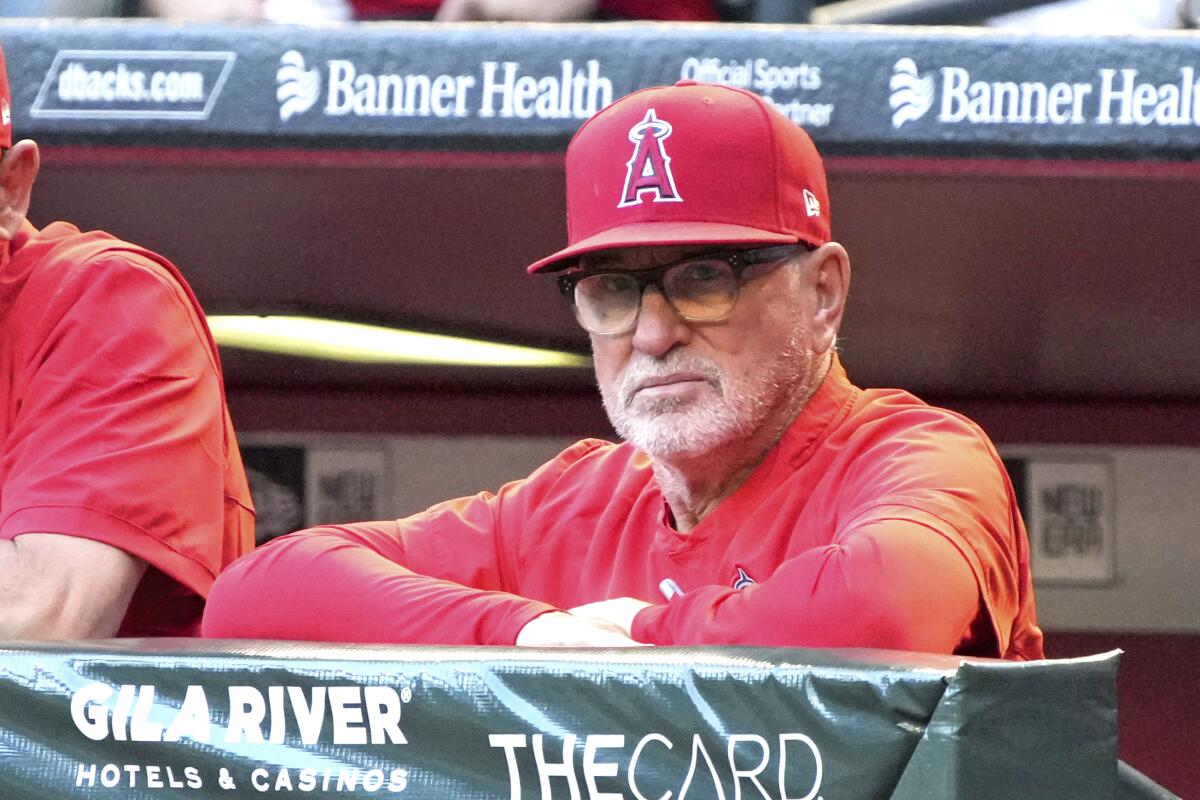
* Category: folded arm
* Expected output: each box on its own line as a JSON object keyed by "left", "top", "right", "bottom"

{"left": 205, "top": 439, "right": 649, "bottom": 646}
{"left": 629, "top": 510, "right": 984, "bottom": 653}
{"left": 202, "top": 521, "right": 557, "bottom": 645}
{"left": 203, "top": 464, "right": 641, "bottom": 648}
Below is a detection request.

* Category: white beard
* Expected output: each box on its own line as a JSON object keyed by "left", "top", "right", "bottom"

{"left": 600, "top": 330, "right": 815, "bottom": 460}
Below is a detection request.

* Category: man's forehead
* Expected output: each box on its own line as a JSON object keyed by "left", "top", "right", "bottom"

{"left": 579, "top": 243, "right": 736, "bottom": 272}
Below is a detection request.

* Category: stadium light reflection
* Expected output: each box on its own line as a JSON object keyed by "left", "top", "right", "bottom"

{"left": 208, "top": 315, "right": 591, "bottom": 368}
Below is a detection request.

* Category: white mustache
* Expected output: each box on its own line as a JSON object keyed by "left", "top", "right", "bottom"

{"left": 618, "top": 353, "right": 723, "bottom": 408}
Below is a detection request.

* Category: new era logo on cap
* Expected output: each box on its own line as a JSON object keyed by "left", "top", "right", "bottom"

{"left": 527, "top": 81, "right": 832, "bottom": 274}
{"left": 803, "top": 189, "right": 820, "bottom": 218}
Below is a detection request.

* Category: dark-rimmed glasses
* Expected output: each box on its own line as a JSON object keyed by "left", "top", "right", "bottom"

{"left": 557, "top": 244, "right": 811, "bottom": 336}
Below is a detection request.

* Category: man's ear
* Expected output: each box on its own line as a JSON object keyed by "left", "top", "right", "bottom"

{"left": 0, "top": 140, "right": 40, "bottom": 240}
{"left": 808, "top": 242, "right": 851, "bottom": 355}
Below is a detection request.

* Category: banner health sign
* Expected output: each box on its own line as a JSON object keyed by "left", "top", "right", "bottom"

{"left": 0, "top": 641, "right": 1116, "bottom": 799}
{"left": 5, "top": 21, "right": 1200, "bottom": 158}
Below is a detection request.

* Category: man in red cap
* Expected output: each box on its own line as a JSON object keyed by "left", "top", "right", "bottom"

{"left": 0, "top": 44, "right": 254, "bottom": 638}
{"left": 204, "top": 82, "right": 1043, "bottom": 660}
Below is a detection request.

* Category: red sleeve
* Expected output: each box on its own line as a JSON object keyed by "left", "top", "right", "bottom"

{"left": 0, "top": 252, "right": 232, "bottom": 597}
{"left": 202, "top": 441, "right": 608, "bottom": 645}
{"left": 633, "top": 413, "right": 1025, "bottom": 655}
{"left": 632, "top": 508, "right": 980, "bottom": 652}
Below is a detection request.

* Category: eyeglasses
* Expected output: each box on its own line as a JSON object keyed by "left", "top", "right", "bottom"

{"left": 558, "top": 244, "right": 810, "bottom": 336}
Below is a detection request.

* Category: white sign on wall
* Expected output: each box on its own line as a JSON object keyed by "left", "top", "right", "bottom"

{"left": 305, "top": 446, "right": 391, "bottom": 528}
{"left": 1025, "top": 459, "right": 1116, "bottom": 585}
{"left": 240, "top": 436, "right": 393, "bottom": 546}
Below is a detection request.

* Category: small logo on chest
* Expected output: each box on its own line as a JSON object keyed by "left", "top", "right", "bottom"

{"left": 732, "top": 567, "right": 757, "bottom": 590}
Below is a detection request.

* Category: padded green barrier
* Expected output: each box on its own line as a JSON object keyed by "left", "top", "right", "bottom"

{"left": 0, "top": 640, "right": 1118, "bottom": 799}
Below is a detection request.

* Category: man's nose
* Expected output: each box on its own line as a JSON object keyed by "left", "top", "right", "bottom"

{"left": 630, "top": 287, "right": 691, "bottom": 357}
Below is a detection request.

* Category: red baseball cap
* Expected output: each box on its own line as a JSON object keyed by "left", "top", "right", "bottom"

{"left": 527, "top": 80, "right": 831, "bottom": 274}
{"left": 0, "top": 43, "right": 11, "bottom": 149}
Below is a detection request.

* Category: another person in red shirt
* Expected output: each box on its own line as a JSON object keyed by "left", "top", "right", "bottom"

{"left": 204, "top": 82, "right": 1043, "bottom": 660}
{"left": 0, "top": 44, "right": 254, "bottom": 638}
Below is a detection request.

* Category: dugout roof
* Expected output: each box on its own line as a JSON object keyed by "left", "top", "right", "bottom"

{"left": 4, "top": 20, "right": 1198, "bottom": 415}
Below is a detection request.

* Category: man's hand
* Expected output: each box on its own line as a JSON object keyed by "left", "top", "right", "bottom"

{"left": 435, "top": 0, "right": 598, "bottom": 22}
{"left": 515, "top": 611, "right": 646, "bottom": 647}
{"left": 568, "top": 597, "right": 653, "bottom": 638}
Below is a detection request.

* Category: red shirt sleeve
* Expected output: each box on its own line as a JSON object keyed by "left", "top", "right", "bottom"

{"left": 0, "top": 252, "right": 235, "bottom": 598}
{"left": 633, "top": 411, "right": 1029, "bottom": 656}
{"left": 202, "top": 441, "right": 608, "bottom": 645}
{"left": 632, "top": 510, "right": 981, "bottom": 652}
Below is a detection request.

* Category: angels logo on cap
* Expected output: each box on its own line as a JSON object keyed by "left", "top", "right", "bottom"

{"left": 619, "top": 109, "right": 682, "bottom": 208}
{"left": 526, "top": 81, "right": 832, "bottom": 274}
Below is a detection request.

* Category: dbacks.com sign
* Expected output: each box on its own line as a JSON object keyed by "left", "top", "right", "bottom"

{"left": 889, "top": 56, "right": 1200, "bottom": 129}
{"left": 31, "top": 49, "right": 235, "bottom": 120}
{"left": 275, "top": 50, "right": 612, "bottom": 123}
